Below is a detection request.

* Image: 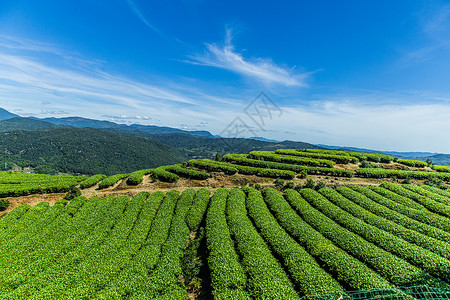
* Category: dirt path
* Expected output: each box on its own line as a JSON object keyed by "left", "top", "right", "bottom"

{"left": 1, "top": 166, "right": 426, "bottom": 217}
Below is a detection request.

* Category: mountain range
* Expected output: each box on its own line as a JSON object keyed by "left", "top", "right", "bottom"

{"left": 0, "top": 108, "right": 448, "bottom": 174}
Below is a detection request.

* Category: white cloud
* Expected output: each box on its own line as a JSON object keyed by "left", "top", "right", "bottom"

{"left": 187, "top": 29, "right": 308, "bottom": 87}
{"left": 258, "top": 101, "right": 450, "bottom": 153}
{"left": 1, "top": 36, "right": 449, "bottom": 153}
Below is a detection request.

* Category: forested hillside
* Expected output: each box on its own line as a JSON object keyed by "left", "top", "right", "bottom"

{"left": 0, "top": 128, "right": 186, "bottom": 175}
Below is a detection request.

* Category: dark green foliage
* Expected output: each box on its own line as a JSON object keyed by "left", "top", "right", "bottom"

{"left": 106, "top": 130, "right": 322, "bottom": 160}
{"left": 274, "top": 178, "right": 285, "bottom": 188}
{"left": 0, "top": 117, "right": 60, "bottom": 132}
{"left": 315, "top": 181, "right": 326, "bottom": 190}
{"left": 64, "top": 187, "right": 81, "bottom": 200}
{"left": 360, "top": 160, "right": 379, "bottom": 168}
{"left": 215, "top": 153, "right": 223, "bottom": 161}
{"left": 304, "top": 178, "right": 315, "bottom": 189}
{"left": 0, "top": 199, "right": 9, "bottom": 211}
{"left": 284, "top": 181, "right": 295, "bottom": 189}
{"left": 0, "top": 127, "right": 187, "bottom": 176}
{"left": 182, "top": 227, "right": 205, "bottom": 285}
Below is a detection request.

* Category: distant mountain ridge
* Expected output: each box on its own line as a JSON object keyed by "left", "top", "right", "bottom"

{"left": 0, "top": 108, "right": 19, "bottom": 121}
{"left": 317, "top": 144, "right": 441, "bottom": 158}
{"left": 0, "top": 108, "right": 448, "bottom": 170}
{"left": 0, "top": 117, "right": 62, "bottom": 132}
{"left": 318, "top": 144, "right": 450, "bottom": 166}
{"left": 38, "top": 116, "right": 215, "bottom": 137}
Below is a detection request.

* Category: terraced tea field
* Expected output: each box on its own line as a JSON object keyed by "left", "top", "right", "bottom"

{"left": 1, "top": 149, "right": 450, "bottom": 299}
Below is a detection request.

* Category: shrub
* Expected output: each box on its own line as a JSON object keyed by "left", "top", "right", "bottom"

{"left": 304, "top": 178, "right": 315, "bottom": 189}
{"left": 0, "top": 199, "right": 9, "bottom": 211}
{"left": 274, "top": 178, "right": 285, "bottom": 188}
{"left": 64, "top": 187, "right": 81, "bottom": 200}
{"left": 360, "top": 160, "right": 378, "bottom": 169}
{"left": 315, "top": 181, "right": 326, "bottom": 190}
{"left": 284, "top": 181, "right": 295, "bottom": 190}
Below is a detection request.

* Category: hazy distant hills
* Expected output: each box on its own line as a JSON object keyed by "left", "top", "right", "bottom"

{"left": 318, "top": 144, "right": 449, "bottom": 166}
{"left": 0, "top": 111, "right": 322, "bottom": 174}
{"left": 39, "top": 116, "right": 215, "bottom": 137}
{"left": 0, "top": 108, "right": 19, "bottom": 121}
{"left": 0, "top": 107, "right": 448, "bottom": 175}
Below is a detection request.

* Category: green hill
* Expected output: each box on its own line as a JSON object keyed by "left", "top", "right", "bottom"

{"left": 104, "top": 129, "right": 323, "bottom": 159}
{"left": 0, "top": 127, "right": 187, "bottom": 175}
{"left": 0, "top": 117, "right": 61, "bottom": 132}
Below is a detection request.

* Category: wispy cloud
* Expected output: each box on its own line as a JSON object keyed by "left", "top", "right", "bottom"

{"left": 125, "top": 0, "right": 162, "bottom": 36}
{"left": 397, "top": 3, "right": 450, "bottom": 68}
{"left": 424, "top": 4, "right": 450, "bottom": 33}
{"left": 0, "top": 36, "right": 245, "bottom": 126}
{"left": 396, "top": 45, "right": 441, "bottom": 67}
{"left": 186, "top": 29, "right": 309, "bottom": 87}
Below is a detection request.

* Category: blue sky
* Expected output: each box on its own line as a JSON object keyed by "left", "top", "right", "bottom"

{"left": 0, "top": 0, "right": 449, "bottom": 152}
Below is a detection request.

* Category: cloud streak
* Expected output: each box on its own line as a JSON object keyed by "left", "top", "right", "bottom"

{"left": 125, "top": 0, "right": 162, "bottom": 36}
{"left": 187, "top": 29, "right": 308, "bottom": 87}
